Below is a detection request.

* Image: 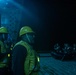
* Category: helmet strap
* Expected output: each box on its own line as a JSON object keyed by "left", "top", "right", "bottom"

{"left": 26, "top": 34, "right": 31, "bottom": 43}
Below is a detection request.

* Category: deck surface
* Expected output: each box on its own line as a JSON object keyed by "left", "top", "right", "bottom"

{"left": 39, "top": 53, "right": 76, "bottom": 75}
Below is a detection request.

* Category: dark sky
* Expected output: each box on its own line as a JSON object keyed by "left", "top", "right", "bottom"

{"left": 16, "top": 0, "right": 76, "bottom": 51}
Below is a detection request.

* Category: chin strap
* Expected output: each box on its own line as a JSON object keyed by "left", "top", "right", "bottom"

{"left": 26, "top": 34, "right": 30, "bottom": 43}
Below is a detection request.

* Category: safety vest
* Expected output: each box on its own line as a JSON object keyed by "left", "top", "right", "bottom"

{"left": 14, "top": 40, "right": 40, "bottom": 75}
{"left": 0, "top": 40, "right": 10, "bottom": 68}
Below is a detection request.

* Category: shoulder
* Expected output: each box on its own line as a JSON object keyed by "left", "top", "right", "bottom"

{"left": 13, "top": 45, "right": 27, "bottom": 54}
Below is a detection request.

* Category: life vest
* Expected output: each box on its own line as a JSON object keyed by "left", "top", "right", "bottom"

{"left": 0, "top": 40, "right": 10, "bottom": 68}
{"left": 14, "top": 40, "right": 40, "bottom": 75}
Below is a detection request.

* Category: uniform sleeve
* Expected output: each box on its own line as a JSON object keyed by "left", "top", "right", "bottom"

{"left": 12, "top": 45, "right": 27, "bottom": 75}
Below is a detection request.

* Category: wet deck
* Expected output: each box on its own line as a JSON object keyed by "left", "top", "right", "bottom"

{"left": 39, "top": 53, "right": 76, "bottom": 75}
